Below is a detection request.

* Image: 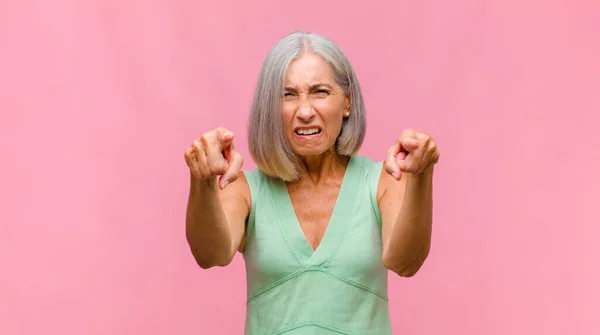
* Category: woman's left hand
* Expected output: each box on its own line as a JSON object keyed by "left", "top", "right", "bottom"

{"left": 385, "top": 129, "right": 440, "bottom": 181}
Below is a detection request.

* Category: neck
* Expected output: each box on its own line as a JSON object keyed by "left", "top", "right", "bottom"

{"left": 295, "top": 149, "right": 349, "bottom": 185}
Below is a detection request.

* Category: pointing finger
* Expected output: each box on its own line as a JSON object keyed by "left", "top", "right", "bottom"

{"left": 400, "top": 137, "right": 419, "bottom": 153}
{"left": 219, "top": 131, "right": 234, "bottom": 150}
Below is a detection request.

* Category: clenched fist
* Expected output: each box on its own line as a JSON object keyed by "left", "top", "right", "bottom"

{"left": 184, "top": 127, "right": 243, "bottom": 189}
{"left": 385, "top": 129, "right": 440, "bottom": 180}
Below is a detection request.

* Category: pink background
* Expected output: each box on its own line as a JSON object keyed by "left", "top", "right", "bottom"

{"left": 1, "top": 0, "right": 599, "bottom": 334}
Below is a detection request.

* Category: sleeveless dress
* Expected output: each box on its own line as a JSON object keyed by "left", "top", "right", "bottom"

{"left": 242, "top": 154, "right": 392, "bottom": 335}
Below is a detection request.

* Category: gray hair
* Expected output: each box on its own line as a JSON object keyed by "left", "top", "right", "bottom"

{"left": 248, "top": 31, "right": 366, "bottom": 181}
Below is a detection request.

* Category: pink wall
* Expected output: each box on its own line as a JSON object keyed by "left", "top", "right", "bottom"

{"left": 1, "top": 0, "right": 599, "bottom": 334}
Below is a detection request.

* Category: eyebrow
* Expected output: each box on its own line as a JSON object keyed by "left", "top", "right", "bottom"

{"left": 284, "top": 83, "right": 334, "bottom": 91}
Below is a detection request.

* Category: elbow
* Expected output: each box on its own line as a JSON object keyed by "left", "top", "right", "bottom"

{"left": 389, "top": 264, "right": 421, "bottom": 278}
{"left": 382, "top": 247, "right": 430, "bottom": 278}
{"left": 193, "top": 252, "right": 233, "bottom": 270}
{"left": 197, "top": 261, "right": 214, "bottom": 270}
{"left": 188, "top": 245, "right": 234, "bottom": 270}
{"left": 186, "top": 231, "right": 235, "bottom": 270}
{"left": 382, "top": 257, "right": 420, "bottom": 277}
{"left": 196, "top": 260, "right": 229, "bottom": 270}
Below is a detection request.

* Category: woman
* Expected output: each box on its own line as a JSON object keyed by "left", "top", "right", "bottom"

{"left": 184, "top": 31, "right": 440, "bottom": 334}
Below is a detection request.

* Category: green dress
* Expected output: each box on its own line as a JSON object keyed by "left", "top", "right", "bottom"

{"left": 242, "top": 154, "right": 392, "bottom": 335}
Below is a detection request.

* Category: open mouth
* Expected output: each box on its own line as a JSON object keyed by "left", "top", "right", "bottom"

{"left": 295, "top": 127, "right": 322, "bottom": 136}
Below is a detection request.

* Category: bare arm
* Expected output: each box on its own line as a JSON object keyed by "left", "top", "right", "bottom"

{"left": 185, "top": 173, "right": 250, "bottom": 269}
{"left": 378, "top": 168, "right": 433, "bottom": 277}
{"left": 378, "top": 129, "right": 440, "bottom": 277}
{"left": 184, "top": 128, "right": 250, "bottom": 269}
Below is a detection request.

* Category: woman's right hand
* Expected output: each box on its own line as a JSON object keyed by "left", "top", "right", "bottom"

{"left": 184, "top": 127, "right": 243, "bottom": 189}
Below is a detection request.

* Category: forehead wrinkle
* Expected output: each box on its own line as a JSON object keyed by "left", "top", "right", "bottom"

{"left": 285, "top": 53, "right": 335, "bottom": 87}
{"left": 285, "top": 69, "right": 334, "bottom": 90}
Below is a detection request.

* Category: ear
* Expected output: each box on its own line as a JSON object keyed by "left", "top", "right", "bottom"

{"left": 344, "top": 95, "right": 351, "bottom": 116}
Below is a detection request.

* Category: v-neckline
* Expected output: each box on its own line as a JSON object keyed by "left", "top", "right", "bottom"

{"left": 268, "top": 155, "right": 361, "bottom": 266}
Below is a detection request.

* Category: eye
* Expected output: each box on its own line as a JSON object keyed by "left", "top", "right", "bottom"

{"left": 314, "top": 89, "right": 330, "bottom": 96}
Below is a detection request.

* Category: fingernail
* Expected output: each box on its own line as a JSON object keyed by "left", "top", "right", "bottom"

{"left": 391, "top": 172, "right": 398, "bottom": 179}
{"left": 221, "top": 180, "right": 229, "bottom": 189}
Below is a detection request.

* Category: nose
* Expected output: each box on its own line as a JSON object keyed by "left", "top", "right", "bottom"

{"left": 296, "top": 99, "right": 315, "bottom": 123}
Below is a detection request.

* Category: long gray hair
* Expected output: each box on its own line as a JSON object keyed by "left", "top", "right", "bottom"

{"left": 248, "top": 31, "right": 366, "bottom": 181}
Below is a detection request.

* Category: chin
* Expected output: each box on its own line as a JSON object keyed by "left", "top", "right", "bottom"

{"left": 292, "top": 146, "right": 332, "bottom": 158}
{"left": 288, "top": 135, "right": 336, "bottom": 158}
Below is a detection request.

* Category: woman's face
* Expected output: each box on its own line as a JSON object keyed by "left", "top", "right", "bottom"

{"left": 282, "top": 52, "right": 350, "bottom": 158}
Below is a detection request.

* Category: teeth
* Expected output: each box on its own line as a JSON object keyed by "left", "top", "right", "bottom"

{"left": 296, "top": 128, "right": 320, "bottom": 135}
